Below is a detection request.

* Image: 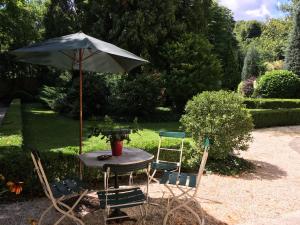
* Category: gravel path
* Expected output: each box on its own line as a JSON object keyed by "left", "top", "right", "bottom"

{"left": 0, "top": 126, "right": 299, "bottom": 225}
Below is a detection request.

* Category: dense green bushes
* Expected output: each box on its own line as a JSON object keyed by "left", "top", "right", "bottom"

{"left": 181, "top": 91, "right": 253, "bottom": 160}
{"left": 250, "top": 108, "right": 300, "bottom": 128}
{"left": 254, "top": 70, "right": 300, "bottom": 98}
{"left": 244, "top": 98, "right": 300, "bottom": 109}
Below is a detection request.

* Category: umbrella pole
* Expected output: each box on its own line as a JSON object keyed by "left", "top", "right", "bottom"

{"left": 79, "top": 48, "right": 83, "bottom": 179}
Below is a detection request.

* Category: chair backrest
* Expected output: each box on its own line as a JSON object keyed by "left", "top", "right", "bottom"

{"left": 156, "top": 131, "right": 185, "bottom": 173}
{"left": 195, "top": 137, "right": 210, "bottom": 194}
{"left": 30, "top": 150, "right": 55, "bottom": 201}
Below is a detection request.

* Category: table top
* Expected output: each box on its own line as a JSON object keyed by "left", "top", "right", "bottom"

{"left": 78, "top": 148, "right": 154, "bottom": 169}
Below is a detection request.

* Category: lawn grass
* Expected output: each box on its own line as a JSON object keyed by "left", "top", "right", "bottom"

{"left": 22, "top": 103, "right": 182, "bottom": 154}
{"left": 0, "top": 99, "right": 22, "bottom": 152}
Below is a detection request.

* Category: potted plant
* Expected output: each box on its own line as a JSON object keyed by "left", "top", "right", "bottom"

{"left": 89, "top": 116, "right": 140, "bottom": 156}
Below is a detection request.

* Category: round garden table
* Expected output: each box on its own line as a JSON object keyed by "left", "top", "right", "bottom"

{"left": 78, "top": 148, "right": 154, "bottom": 221}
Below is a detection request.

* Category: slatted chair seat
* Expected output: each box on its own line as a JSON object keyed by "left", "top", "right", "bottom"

{"left": 98, "top": 187, "right": 146, "bottom": 209}
{"left": 160, "top": 172, "right": 197, "bottom": 188}
{"left": 151, "top": 161, "right": 178, "bottom": 171}
{"left": 51, "top": 179, "right": 83, "bottom": 198}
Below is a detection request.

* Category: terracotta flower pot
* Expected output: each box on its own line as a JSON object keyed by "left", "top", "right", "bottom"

{"left": 110, "top": 140, "right": 123, "bottom": 156}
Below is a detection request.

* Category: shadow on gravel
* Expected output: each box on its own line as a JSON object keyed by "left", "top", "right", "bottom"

{"left": 241, "top": 160, "right": 287, "bottom": 180}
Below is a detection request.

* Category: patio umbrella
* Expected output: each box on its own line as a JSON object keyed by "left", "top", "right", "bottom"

{"left": 11, "top": 31, "right": 148, "bottom": 158}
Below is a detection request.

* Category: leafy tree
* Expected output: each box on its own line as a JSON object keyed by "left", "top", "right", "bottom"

{"left": 44, "top": 0, "right": 80, "bottom": 38}
{"left": 241, "top": 45, "right": 262, "bottom": 80}
{"left": 161, "top": 33, "right": 222, "bottom": 112}
{"left": 256, "top": 19, "right": 292, "bottom": 61}
{"left": 0, "top": 0, "right": 46, "bottom": 50}
{"left": 208, "top": 3, "right": 241, "bottom": 89}
{"left": 285, "top": 2, "right": 300, "bottom": 76}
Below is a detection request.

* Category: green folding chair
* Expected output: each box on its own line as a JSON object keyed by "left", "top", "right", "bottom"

{"left": 160, "top": 137, "right": 211, "bottom": 225}
{"left": 97, "top": 159, "right": 152, "bottom": 225}
{"left": 31, "top": 150, "right": 88, "bottom": 225}
{"left": 149, "top": 131, "right": 185, "bottom": 183}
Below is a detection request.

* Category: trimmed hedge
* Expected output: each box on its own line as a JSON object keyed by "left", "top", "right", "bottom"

{"left": 244, "top": 98, "right": 300, "bottom": 109}
{"left": 249, "top": 108, "right": 300, "bottom": 128}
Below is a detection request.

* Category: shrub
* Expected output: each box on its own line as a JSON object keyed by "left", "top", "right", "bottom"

{"left": 238, "top": 77, "right": 256, "bottom": 97}
{"left": 254, "top": 70, "right": 300, "bottom": 98}
{"left": 249, "top": 108, "right": 300, "bottom": 128}
{"left": 109, "top": 73, "right": 162, "bottom": 117}
{"left": 180, "top": 91, "right": 253, "bottom": 160}
{"left": 244, "top": 98, "right": 300, "bottom": 109}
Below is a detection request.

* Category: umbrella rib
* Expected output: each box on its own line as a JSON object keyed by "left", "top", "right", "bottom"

{"left": 82, "top": 50, "right": 101, "bottom": 62}
{"left": 59, "top": 50, "right": 76, "bottom": 62}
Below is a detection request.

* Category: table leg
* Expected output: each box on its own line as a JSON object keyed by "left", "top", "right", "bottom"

{"left": 107, "top": 173, "right": 136, "bottom": 223}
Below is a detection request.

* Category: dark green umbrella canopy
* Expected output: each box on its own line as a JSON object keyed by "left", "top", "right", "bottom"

{"left": 11, "top": 31, "right": 148, "bottom": 72}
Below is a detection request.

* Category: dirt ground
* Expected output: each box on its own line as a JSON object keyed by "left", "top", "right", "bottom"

{"left": 0, "top": 126, "right": 299, "bottom": 225}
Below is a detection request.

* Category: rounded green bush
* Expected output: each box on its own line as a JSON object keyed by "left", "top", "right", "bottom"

{"left": 254, "top": 70, "right": 300, "bottom": 98}
{"left": 180, "top": 91, "right": 253, "bottom": 160}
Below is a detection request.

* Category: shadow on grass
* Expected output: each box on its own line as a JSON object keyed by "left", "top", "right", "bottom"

{"left": 240, "top": 160, "right": 287, "bottom": 180}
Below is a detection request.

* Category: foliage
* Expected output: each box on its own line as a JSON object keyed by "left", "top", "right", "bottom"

{"left": 108, "top": 73, "right": 162, "bottom": 117}
{"left": 244, "top": 98, "right": 300, "bottom": 109}
{"left": 264, "top": 60, "right": 284, "bottom": 71}
{"left": 249, "top": 108, "right": 300, "bottom": 128}
{"left": 89, "top": 116, "right": 140, "bottom": 143}
{"left": 0, "top": 0, "right": 46, "bottom": 50}
{"left": 44, "top": 0, "right": 80, "bottom": 38}
{"left": 180, "top": 91, "right": 253, "bottom": 160}
{"left": 208, "top": 2, "right": 241, "bottom": 89}
{"left": 241, "top": 45, "right": 262, "bottom": 80}
{"left": 285, "top": 2, "right": 300, "bottom": 76}
{"left": 161, "top": 33, "right": 222, "bottom": 112}
{"left": 238, "top": 77, "right": 256, "bottom": 97}
{"left": 234, "top": 20, "right": 263, "bottom": 43}
{"left": 254, "top": 70, "right": 300, "bottom": 98}
{"left": 205, "top": 155, "right": 255, "bottom": 176}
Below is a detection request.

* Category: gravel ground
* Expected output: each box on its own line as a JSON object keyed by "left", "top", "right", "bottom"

{"left": 0, "top": 126, "right": 299, "bottom": 225}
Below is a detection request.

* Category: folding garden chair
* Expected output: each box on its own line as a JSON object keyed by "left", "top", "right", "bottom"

{"left": 30, "top": 151, "right": 88, "bottom": 225}
{"left": 97, "top": 159, "right": 152, "bottom": 225}
{"left": 149, "top": 131, "right": 185, "bottom": 183}
{"left": 160, "top": 137, "right": 211, "bottom": 225}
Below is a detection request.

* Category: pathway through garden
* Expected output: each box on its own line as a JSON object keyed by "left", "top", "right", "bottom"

{"left": 0, "top": 126, "right": 299, "bottom": 225}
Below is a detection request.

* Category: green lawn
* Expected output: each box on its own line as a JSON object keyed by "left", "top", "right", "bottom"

{"left": 22, "top": 103, "right": 182, "bottom": 155}
{"left": 0, "top": 99, "right": 22, "bottom": 153}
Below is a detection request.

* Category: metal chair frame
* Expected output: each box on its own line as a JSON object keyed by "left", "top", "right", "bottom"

{"left": 99, "top": 160, "right": 152, "bottom": 225}
{"left": 31, "top": 151, "right": 88, "bottom": 225}
{"left": 149, "top": 131, "right": 185, "bottom": 183}
{"left": 161, "top": 137, "right": 210, "bottom": 225}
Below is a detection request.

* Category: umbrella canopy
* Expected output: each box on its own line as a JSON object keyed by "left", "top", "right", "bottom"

{"left": 11, "top": 32, "right": 148, "bottom": 170}
{"left": 11, "top": 32, "right": 148, "bottom": 72}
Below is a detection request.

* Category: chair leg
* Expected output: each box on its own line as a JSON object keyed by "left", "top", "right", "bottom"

{"left": 53, "top": 190, "right": 88, "bottom": 225}
{"left": 38, "top": 204, "right": 53, "bottom": 225}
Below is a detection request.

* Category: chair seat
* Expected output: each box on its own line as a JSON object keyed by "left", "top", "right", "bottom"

{"left": 151, "top": 161, "right": 178, "bottom": 171}
{"left": 160, "top": 171, "right": 197, "bottom": 188}
{"left": 98, "top": 187, "right": 146, "bottom": 209}
{"left": 50, "top": 179, "right": 83, "bottom": 198}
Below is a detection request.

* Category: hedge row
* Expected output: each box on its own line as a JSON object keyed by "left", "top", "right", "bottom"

{"left": 249, "top": 108, "right": 300, "bottom": 128}
{"left": 244, "top": 98, "right": 300, "bottom": 109}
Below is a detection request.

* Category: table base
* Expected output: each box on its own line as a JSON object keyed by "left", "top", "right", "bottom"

{"left": 107, "top": 209, "right": 137, "bottom": 223}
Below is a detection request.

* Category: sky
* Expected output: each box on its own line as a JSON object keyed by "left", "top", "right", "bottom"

{"left": 219, "top": 0, "right": 289, "bottom": 21}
